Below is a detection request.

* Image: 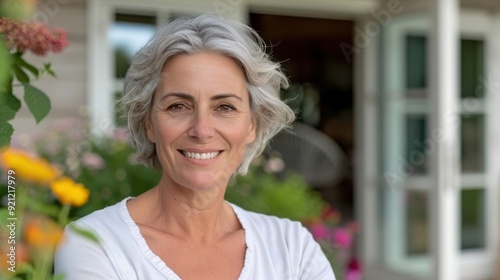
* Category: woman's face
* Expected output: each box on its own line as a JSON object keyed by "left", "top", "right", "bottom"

{"left": 147, "top": 52, "right": 256, "bottom": 190}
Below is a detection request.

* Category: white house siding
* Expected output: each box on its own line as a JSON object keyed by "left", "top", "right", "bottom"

{"left": 10, "top": 0, "right": 87, "bottom": 137}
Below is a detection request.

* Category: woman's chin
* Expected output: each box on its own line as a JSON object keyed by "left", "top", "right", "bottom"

{"left": 174, "top": 171, "right": 231, "bottom": 191}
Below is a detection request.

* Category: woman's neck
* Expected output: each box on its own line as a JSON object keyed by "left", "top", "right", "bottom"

{"left": 131, "top": 177, "right": 240, "bottom": 244}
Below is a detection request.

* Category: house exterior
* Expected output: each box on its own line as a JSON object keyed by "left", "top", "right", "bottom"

{"left": 12, "top": 0, "right": 500, "bottom": 279}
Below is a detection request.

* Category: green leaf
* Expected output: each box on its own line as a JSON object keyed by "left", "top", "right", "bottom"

{"left": 25, "top": 196, "right": 61, "bottom": 217}
{"left": 11, "top": 263, "right": 34, "bottom": 276}
{"left": 16, "top": 56, "right": 39, "bottom": 78}
{"left": 23, "top": 84, "right": 51, "bottom": 123}
{"left": 0, "top": 208, "right": 10, "bottom": 232}
{"left": 0, "top": 93, "right": 21, "bottom": 123}
{"left": 43, "top": 63, "right": 57, "bottom": 78}
{"left": 0, "top": 122, "right": 14, "bottom": 147}
{"left": 0, "top": 39, "right": 11, "bottom": 92}
{"left": 68, "top": 223, "right": 100, "bottom": 244}
{"left": 53, "top": 273, "right": 66, "bottom": 280}
{"left": 13, "top": 65, "right": 29, "bottom": 83}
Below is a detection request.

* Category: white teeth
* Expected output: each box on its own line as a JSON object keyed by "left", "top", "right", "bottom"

{"left": 182, "top": 151, "right": 219, "bottom": 160}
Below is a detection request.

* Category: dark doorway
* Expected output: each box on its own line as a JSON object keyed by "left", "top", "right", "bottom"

{"left": 249, "top": 13, "right": 355, "bottom": 217}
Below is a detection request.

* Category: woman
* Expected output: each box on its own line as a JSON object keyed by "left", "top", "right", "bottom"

{"left": 55, "top": 14, "right": 335, "bottom": 280}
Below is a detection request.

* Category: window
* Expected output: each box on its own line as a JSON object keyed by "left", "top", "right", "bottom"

{"left": 375, "top": 12, "right": 494, "bottom": 277}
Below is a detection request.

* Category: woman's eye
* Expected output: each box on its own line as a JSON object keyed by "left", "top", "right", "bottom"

{"left": 217, "top": 104, "right": 235, "bottom": 112}
{"left": 167, "top": 103, "right": 190, "bottom": 112}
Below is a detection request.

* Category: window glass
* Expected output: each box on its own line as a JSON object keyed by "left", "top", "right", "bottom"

{"left": 461, "top": 39, "right": 484, "bottom": 99}
{"left": 406, "top": 190, "right": 429, "bottom": 255}
{"left": 110, "top": 14, "right": 157, "bottom": 78}
{"left": 461, "top": 114, "right": 485, "bottom": 172}
{"left": 406, "top": 35, "right": 427, "bottom": 97}
{"left": 406, "top": 114, "right": 427, "bottom": 175}
{"left": 460, "top": 188, "right": 486, "bottom": 250}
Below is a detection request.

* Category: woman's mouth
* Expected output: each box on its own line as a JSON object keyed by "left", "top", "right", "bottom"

{"left": 181, "top": 151, "right": 220, "bottom": 160}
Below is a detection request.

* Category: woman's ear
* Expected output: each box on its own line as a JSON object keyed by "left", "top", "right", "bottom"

{"left": 145, "top": 115, "right": 156, "bottom": 143}
{"left": 246, "top": 118, "right": 257, "bottom": 145}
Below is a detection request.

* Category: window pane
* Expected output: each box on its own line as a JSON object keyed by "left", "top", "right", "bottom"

{"left": 406, "top": 35, "right": 427, "bottom": 93}
{"left": 460, "top": 188, "right": 486, "bottom": 250}
{"left": 406, "top": 115, "right": 427, "bottom": 174}
{"left": 111, "top": 14, "right": 157, "bottom": 78}
{"left": 406, "top": 190, "right": 429, "bottom": 255}
{"left": 461, "top": 39, "right": 484, "bottom": 98}
{"left": 461, "top": 114, "right": 485, "bottom": 172}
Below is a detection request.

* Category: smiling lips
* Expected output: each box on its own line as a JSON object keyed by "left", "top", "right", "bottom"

{"left": 181, "top": 151, "right": 220, "bottom": 160}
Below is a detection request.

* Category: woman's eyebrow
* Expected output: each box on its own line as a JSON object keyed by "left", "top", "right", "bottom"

{"left": 159, "top": 93, "right": 243, "bottom": 103}
{"left": 210, "top": 94, "right": 243, "bottom": 102}
{"left": 160, "top": 92, "right": 193, "bottom": 102}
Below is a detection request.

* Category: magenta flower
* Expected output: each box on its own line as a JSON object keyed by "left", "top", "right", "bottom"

{"left": 310, "top": 223, "right": 329, "bottom": 241}
{"left": 345, "top": 257, "right": 362, "bottom": 280}
{"left": 332, "top": 228, "right": 352, "bottom": 249}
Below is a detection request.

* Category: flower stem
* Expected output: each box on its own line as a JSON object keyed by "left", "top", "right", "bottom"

{"left": 16, "top": 183, "right": 28, "bottom": 239}
{"left": 58, "top": 203, "right": 71, "bottom": 226}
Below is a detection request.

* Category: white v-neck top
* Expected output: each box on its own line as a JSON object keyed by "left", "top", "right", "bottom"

{"left": 55, "top": 197, "right": 336, "bottom": 280}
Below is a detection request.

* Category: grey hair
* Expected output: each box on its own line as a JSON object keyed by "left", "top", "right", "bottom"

{"left": 120, "top": 13, "right": 295, "bottom": 175}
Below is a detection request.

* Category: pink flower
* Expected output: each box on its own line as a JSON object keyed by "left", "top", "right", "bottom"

{"left": 81, "top": 152, "right": 105, "bottom": 170}
{"left": 309, "top": 223, "right": 329, "bottom": 241}
{"left": 0, "top": 17, "right": 68, "bottom": 55}
{"left": 332, "top": 228, "right": 352, "bottom": 249}
{"left": 345, "top": 257, "right": 362, "bottom": 280}
{"left": 107, "top": 128, "right": 130, "bottom": 143}
{"left": 264, "top": 157, "right": 285, "bottom": 173}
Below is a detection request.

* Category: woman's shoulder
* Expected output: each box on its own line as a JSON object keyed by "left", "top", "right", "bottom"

{"left": 229, "top": 203, "right": 336, "bottom": 279}
{"left": 229, "top": 203, "right": 311, "bottom": 240}
{"left": 67, "top": 197, "right": 132, "bottom": 242}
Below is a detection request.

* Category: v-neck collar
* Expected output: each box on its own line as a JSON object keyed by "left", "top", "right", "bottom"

{"left": 118, "top": 197, "right": 254, "bottom": 280}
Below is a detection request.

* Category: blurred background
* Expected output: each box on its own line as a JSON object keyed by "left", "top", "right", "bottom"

{"left": 2, "top": 0, "right": 500, "bottom": 279}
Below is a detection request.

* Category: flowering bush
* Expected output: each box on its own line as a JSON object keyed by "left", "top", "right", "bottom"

{"left": 0, "top": 147, "right": 90, "bottom": 280}
{"left": 307, "top": 206, "right": 361, "bottom": 279}
{"left": 0, "top": 17, "right": 68, "bottom": 147}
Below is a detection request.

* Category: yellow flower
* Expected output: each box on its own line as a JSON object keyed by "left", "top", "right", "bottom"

{"left": 50, "top": 177, "right": 90, "bottom": 207}
{"left": 0, "top": 147, "right": 59, "bottom": 185}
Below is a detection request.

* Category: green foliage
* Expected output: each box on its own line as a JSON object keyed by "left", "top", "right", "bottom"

{"left": 26, "top": 126, "right": 159, "bottom": 219}
{"left": 0, "top": 35, "right": 61, "bottom": 146}
{"left": 23, "top": 84, "right": 51, "bottom": 124}
{"left": 226, "top": 161, "right": 325, "bottom": 222}
{"left": 0, "top": 121, "right": 14, "bottom": 146}
{"left": 0, "top": 39, "right": 11, "bottom": 90}
{"left": 73, "top": 137, "right": 161, "bottom": 217}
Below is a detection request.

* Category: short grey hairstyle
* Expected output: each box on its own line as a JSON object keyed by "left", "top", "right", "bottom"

{"left": 120, "top": 13, "right": 295, "bottom": 175}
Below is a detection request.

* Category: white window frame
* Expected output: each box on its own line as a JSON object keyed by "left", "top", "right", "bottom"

{"left": 357, "top": 6, "right": 500, "bottom": 280}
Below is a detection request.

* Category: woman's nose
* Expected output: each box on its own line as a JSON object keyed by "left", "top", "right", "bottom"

{"left": 187, "top": 109, "right": 215, "bottom": 141}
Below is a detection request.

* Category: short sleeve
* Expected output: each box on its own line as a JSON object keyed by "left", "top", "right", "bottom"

{"left": 54, "top": 222, "right": 120, "bottom": 280}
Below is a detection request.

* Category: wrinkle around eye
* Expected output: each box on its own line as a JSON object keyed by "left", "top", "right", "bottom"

{"left": 216, "top": 104, "right": 236, "bottom": 112}
{"left": 166, "top": 103, "right": 191, "bottom": 112}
